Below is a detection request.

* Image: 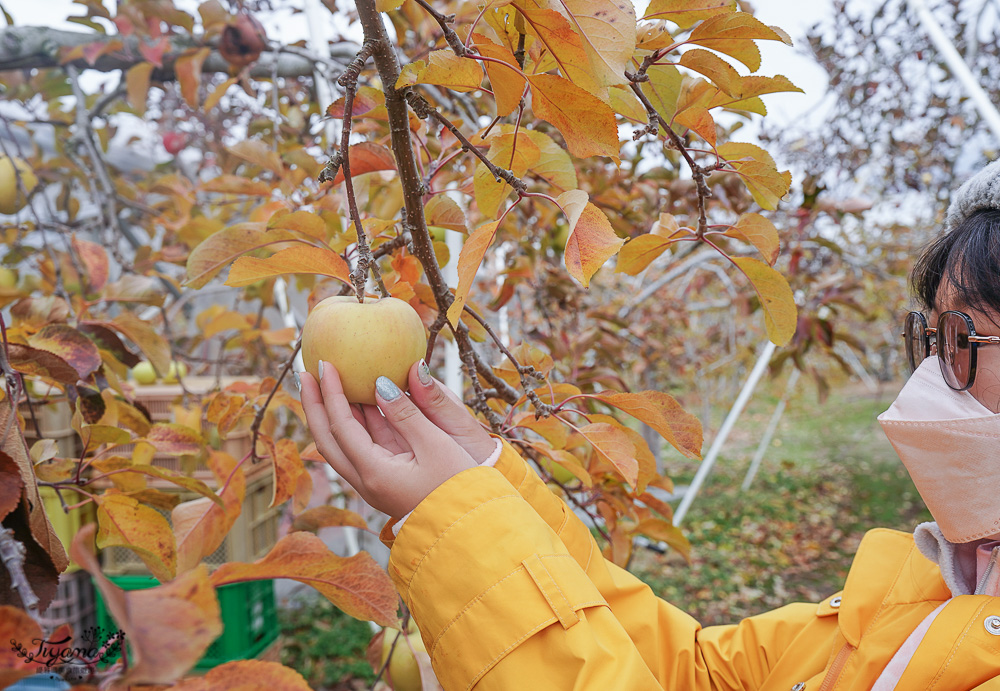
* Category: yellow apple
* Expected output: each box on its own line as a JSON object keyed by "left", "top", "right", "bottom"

{"left": 380, "top": 627, "right": 427, "bottom": 691}
{"left": 0, "top": 267, "right": 17, "bottom": 290}
{"left": 164, "top": 361, "right": 187, "bottom": 383}
{"left": 301, "top": 296, "right": 426, "bottom": 405}
{"left": 0, "top": 157, "right": 38, "bottom": 215}
{"left": 131, "top": 361, "right": 157, "bottom": 385}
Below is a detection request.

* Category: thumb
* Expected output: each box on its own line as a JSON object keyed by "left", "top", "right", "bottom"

{"left": 374, "top": 375, "right": 459, "bottom": 458}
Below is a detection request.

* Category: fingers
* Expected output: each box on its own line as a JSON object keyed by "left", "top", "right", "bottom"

{"left": 315, "top": 361, "right": 384, "bottom": 473}
{"left": 374, "top": 374, "right": 460, "bottom": 460}
{"left": 361, "top": 403, "right": 409, "bottom": 454}
{"left": 298, "top": 371, "right": 362, "bottom": 488}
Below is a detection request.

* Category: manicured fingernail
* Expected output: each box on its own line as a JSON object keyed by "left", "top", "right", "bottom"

{"left": 417, "top": 359, "right": 432, "bottom": 386}
{"left": 318, "top": 360, "right": 326, "bottom": 380}
{"left": 293, "top": 371, "right": 301, "bottom": 391}
{"left": 376, "top": 376, "right": 402, "bottom": 401}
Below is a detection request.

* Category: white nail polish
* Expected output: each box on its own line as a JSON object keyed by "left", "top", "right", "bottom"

{"left": 318, "top": 360, "right": 325, "bottom": 380}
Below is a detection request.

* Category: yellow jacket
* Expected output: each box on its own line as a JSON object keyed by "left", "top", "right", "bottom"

{"left": 380, "top": 441, "right": 1000, "bottom": 690}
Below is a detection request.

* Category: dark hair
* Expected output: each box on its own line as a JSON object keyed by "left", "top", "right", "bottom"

{"left": 910, "top": 208, "right": 1000, "bottom": 322}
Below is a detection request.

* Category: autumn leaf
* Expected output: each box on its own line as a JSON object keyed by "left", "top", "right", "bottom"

{"left": 645, "top": 64, "right": 683, "bottom": 121}
{"left": 687, "top": 12, "right": 790, "bottom": 72}
{"left": 226, "top": 246, "right": 351, "bottom": 287}
{"left": 424, "top": 194, "right": 468, "bottom": 233}
{"left": 270, "top": 438, "right": 306, "bottom": 508}
{"left": 146, "top": 423, "right": 204, "bottom": 456}
{"left": 7, "top": 344, "right": 79, "bottom": 384}
{"left": 175, "top": 47, "right": 211, "bottom": 107}
{"left": 96, "top": 493, "right": 177, "bottom": 581}
{"left": 228, "top": 138, "right": 284, "bottom": 175}
{"left": 527, "top": 74, "right": 620, "bottom": 161}
{"left": 447, "top": 220, "right": 501, "bottom": 327}
{"left": 172, "top": 659, "right": 313, "bottom": 690}
{"left": 126, "top": 465, "right": 225, "bottom": 508}
{"left": 616, "top": 234, "right": 673, "bottom": 275}
{"left": 72, "top": 234, "right": 110, "bottom": 291}
{"left": 105, "top": 311, "right": 172, "bottom": 375}
{"left": 267, "top": 210, "right": 329, "bottom": 241}
{"left": 126, "top": 61, "right": 153, "bottom": 115}
{"left": 522, "top": 129, "right": 578, "bottom": 191}
{"left": 514, "top": 1, "right": 601, "bottom": 96}
{"left": 29, "top": 324, "right": 102, "bottom": 380}
{"left": 100, "top": 274, "right": 165, "bottom": 306}
{"left": 679, "top": 48, "right": 743, "bottom": 97}
{"left": 560, "top": 0, "right": 637, "bottom": 91}
{"left": 514, "top": 414, "right": 571, "bottom": 449}
{"left": 574, "top": 421, "right": 638, "bottom": 487}
{"left": 173, "top": 450, "right": 245, "bottom": 574}
{"left": 674, "top": 78, "right": 718, "bottom": 145}
{"left": 291, "top": 506, "right": 369, "bottom": 533}
{"left": 210, "top": 531, "right": 399, "bottom": 626}
{"left": 331, "top": 142, "right": 397, "bottom": 185}
{"left": 642, "top": 0, "right": 736, "bottom": 26}
{"left": 595, "top": 390, "right": 703, "bottom": 459}
{"left": 558, "top": 190, "right": 625, "bottom": 287}
{"left": 633, "top": 517, "right": 691, "bottom": 561}
{"left": 718, "top": 142, "right": 792, "bottom": 210}
{"left": 473, "top": 34, "right": 526, "bottom": 117}
{"left": 726, "top": 212, "right": 780, "bottom": 265}
{"left": 201, "top": 175, "right": 273, "bottom": 196}
{"left": 185, "top": 223, "right": 297, "bottom": 289}
{"left": 731, "top": 256, "right": 798, "bottom": 345}
{"left": 397, "top": 50, "right": 483, "bottom": 92}
{"left": 0, "top": 606, "right": 43, "bottom": 688}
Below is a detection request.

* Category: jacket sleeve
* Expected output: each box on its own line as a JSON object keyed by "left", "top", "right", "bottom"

{"left": 380, "top": 441, "right": 821, "bottom": 691}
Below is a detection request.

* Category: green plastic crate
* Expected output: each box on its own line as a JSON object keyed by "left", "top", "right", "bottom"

{"left": 93, "top": 575, "right": 278, "bottom": 672}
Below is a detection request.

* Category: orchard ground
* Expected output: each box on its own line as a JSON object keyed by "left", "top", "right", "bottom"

{"left": 275, "top": 378, "right": 928, "bottom": 688}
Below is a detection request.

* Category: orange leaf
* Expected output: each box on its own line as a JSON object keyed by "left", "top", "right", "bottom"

{"left": 185, "top": 222, "right": 297, "bottom": 289}
{"left": 732, "top": 256, "right": 797, "bottom": 345}
{"left": 687, "top": 12, "right": 789, "bottom": 71}
{"left": 146, "top": 423, "right": 204, "bottom": 456}
{"left": 595, "top": 390, "right": 703, "bottom": 459}
{"left": 29, "top": 324, "right": 102, "bottom": 380}
{"left": 201, "top": 175, "right": 273, "bottom": 196}
{"left": 291, "top": 506, "right": 369, "bottom": 532}
{"left": 332, "top": 142, "right": 397, "bottom": 185}
{"left": 70, "top": 525, "right": 222, "bottom": 685}
{"left": 642, "top": 0, "right": 735, "bottom": 26}
{"left": 126, "top": 61, "right": 153, "bottom": 115}
{"left": 473, "top": 34, "right": 526, "bottom": 117}
{"left": 0, "top": 606, "right": 44, "bottom": 688}
{"left": 558, "top": 0, "right": 637, "bottom": 92}
{"left": 527, "top": 74, "right": 620, "bottom": 161}
{"left": 173, "top": 450, "right": 245, "bottom": 574}
{"left": 674, "top": 78, "right": 718, "bottom": 145}
{"left": 726, "top": 212, "right": 780, "bottom": 265}
{"left": 424, "top": 194, "right": 468, "bottom": 233}
{"left": 203, "top": 76, "right": 237, "bottom": 111}
{"left": 615, "top": 234, "right": 672, "bottom": 275}
{"left": 514, "top": 414, "right": 571, "bottom": 448}
{"left": 226, "top": 246, "right": 351, "bottom": 287}
{"left": 397, "top": 50, "right": 483, "bottom": 92}
{"left": 270, "top": 438, "right": 305, "bottom": 508}
{"left": 210, "top": 531, "right": 399, "bottom": 626}
{"left": 172, "top": 659, "right": 313, "bottom": 690}
{"left": 575, "top": 421, "right": 637, "bottom": 487}
{"left": 708, "top": 74, "right": 803, "bottom": 107}
{"left": 71, "top": 234, "right": 110, "bottom": 291}
{"left": 632, "top": 517, "right": 691, "bottom": 561}
{"left": 558, "top": 190, "right": 625, "bottom": 287}
{"left": 96, "top": 493, "right": 177, "bottom": 581}
{"left": 227, "top": 139, "right": 284, "bottom": 175}
{"left": 446, "top": 220, "right": 501, "bottom": 327}
{"left": 514, "top": 2, "right": 601, "bottom": 96}
{"left": 679, "top": 48, "right": 743, "bottom": 97}
{"left": 175, "top": 47, "right": 210, "bottom": 107}
{"left": 267, "top": 210, "right": 329, "bottom": 241}
{"left": 327, "top": 86, "right": 381, "bottom": 118}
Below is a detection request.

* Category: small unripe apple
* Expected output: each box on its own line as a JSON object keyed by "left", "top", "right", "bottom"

{"left": 380, "top": 626, "right": 427, "bottom": 691}
{"left": 164, "top": 361, "right": 187, "bottom": 383}
{"left": 0, "top": 267, "right": 17, "bottom": 290}
{"left": 0, "top": 157, "right": 38, "bottom": 215}
{"left": 301, "top": 296, "right": 426, "bottom": 405}
{"left": 131, "top": 361, "right": 158, "bottom": 385}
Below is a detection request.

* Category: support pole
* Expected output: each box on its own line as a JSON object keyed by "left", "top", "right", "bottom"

{"left": 673, "top": 340, "right": 777, "bottom": 526}
{"left": 741, "top": 367, "right": 800, "bottom": 491}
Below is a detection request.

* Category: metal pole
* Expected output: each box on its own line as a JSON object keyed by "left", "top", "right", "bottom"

{"left": 741, "top": 367, "right": 800, "bottom": 491}
{"left": 907, "top": 0, "right": 1000, "bottom": 140}
{"left": 673, "top": 340, "right": 777, "bottom": 526}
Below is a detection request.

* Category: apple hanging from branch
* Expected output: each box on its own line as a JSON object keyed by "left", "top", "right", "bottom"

{"left": 301, "top": 296, "right": 427, "bottom": 405}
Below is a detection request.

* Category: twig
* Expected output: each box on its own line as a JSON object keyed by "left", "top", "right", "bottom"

{"left": 250, "top": 342, "right": 302, "bottom": 461}
{"left": 413, "top": 0, "right": 467, "bottom": 57}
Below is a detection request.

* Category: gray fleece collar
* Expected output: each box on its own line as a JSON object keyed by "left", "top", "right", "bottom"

{"left": 945, "top": 158, "right": 1000, "bottom": 230}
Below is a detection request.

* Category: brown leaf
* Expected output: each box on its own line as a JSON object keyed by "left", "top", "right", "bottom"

{"left": 70, "top": 524, "right": 222, "bottom": 685}
{"left": 105, "top": 312, "right": 172, "bottom": 375}
{"left": 78, "top": 323, "right": 141, "bottom": 368}
{"left": 7, "top": 344, "right": 79, "bottom": 384}
{"left": 291, "top": 506, "right": 369, "bottom": 533}
{"left": 210, "top": 531, "right": 398, "bottom": 626}
{"left": 71, "top": 235, "right": 110, "bottom": 292}
{"left": 0, "top": 452, "right": 23, "bottom": 522}
{"left": 171, "top": 659, "right": 313, "bottom": 690}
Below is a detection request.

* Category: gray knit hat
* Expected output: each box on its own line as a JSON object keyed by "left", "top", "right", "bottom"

{"left": 945, "top": 158, "right": 1000, "bottom": 230}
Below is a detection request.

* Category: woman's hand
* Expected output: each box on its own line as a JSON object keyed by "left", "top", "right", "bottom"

{"left": 299, "top": 359, "right": 488, "bottom": 518}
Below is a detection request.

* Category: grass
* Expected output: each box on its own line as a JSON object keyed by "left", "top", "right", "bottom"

{"left": 629, "top": 380, "right": 932, "bottom": 626}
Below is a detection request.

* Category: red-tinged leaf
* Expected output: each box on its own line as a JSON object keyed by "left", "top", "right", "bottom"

{"left": 146, "top": 423, "right": 204, "bottom": 456}
{"left": 106, "top": 312, "right": 172, "bottom": 375}
{"left": 424, "top": 194, "right": 467, "bottom": 233}
{"left": 0, "top": 606, "right": 43, "bottom": 688}
{"left": 96, "top": 493, "right": 177, "bottom": 581}
{"left": 203, "top": 76, "right": 237, "bottom": 111}
{"left": 185, "top": 222, "right": 297, "bottom": 289}
{"left": 446, "top": 220, "right": 501, "bottom": 327}
{"left": 226, "top": 246, "right": 351, "bottom": 288}
{"left": 139, "top": 36, "right": 169, "bottom": 67}
{"left": 70, "top": 525, "right": 222, "bottom": 685}
{"left": 172, "top": 659, "right": 313, "bottom": 691}
{"left": 558, "top": 190, "right": 625, "bottom": 287}
{"left": 633, "top": 517, "right": 691, "bottom": 561}
{"left": 270, "top": 438, "right": 305, "bottom": 508}
{"left": 514, "top": 414, "right": 571, "bottom": 448}
{"left": 473, "top": 34, "right": 526, "bottom": 117}
{"left": 176, "top": 47, "right": 210, "bottom": 107}
{"left": 201, "top": 174, "right": 273, "bottom": 196}
{"left": 642, "top": 0, "right": 735, "bottom": 25}
{"left": 527, "top": 74, "right": 620, "bottom": 161}
{"left": 28, "top": 324, "right": 102, "bottom": 380}
{"left": 575, "top": 421, "right": 637, "bottom": 487}
{"left": 100, "top": 275, "right": 165, "bottom": 306}
{"left": 173, "top": 450, "right": 245, "bottom": 574}
{"left": 726, "top": 212, "right": 780, "bottom": 265}
{"left": 514, "top": 3, "right": 600, "bottom": 96}
{"left": 731, "top": 256, "right": 798, "bottom": 346}
{"left": 397, "top": 50, "right": 483, "bottom": 92}
{"left": 71, "top": 234, "right": 110, "bottom": 292}
{"left": 595, "top": 390, "right": 703, "bottom": 460}
{"left": 615, "top": 234, "right": 673, "bottom": 275}
{"left": 227, "top": 139, "right": 284, "bottom": 175}
{"left": 679, "top": 48, "right": 743, "bottom": 97}
{"left": 74, "top": 384, "right": 106, "bottom": 423}
{"left": 7, "top": 344, "right": 79, "bottom": 384}
{"left": 327, "top": 87, "right": 381, "bottom": 118}
{"left": 0, "top": 453, "right": 22, "bottom": 522}
{"left": 687, "top": 12, "right": 789, "bottom": 71}
{"left": 331, "top": 142, "right": 397, "bottom": 185}
{"left": 126, "top": 61, "right": 153, "bottom": 115}
{"left": 210, "top": 531, "right": 398, "bottom": 626}
{"left": 291, "top": 506, "right": 369, "bottom": 533}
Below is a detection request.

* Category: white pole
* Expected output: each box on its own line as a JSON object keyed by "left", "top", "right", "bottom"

{"left": 673, "top": 340, "right": 777, "bottom": 526}
{"left": 741, "top": 367, "right": 800, "bottom": 491}
{"left": 907, "top": 0, "right": 1000, "bottom": 140}
{"left": 443, "top": 228, "right": 464, "bottom": 394}
{"left": 304, "top": 0, "right": 337, "bottom": 146}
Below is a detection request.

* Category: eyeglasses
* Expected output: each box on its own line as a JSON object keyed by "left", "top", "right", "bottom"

{"left": 904, "top": 311, "right": 1000, "bottom": 391}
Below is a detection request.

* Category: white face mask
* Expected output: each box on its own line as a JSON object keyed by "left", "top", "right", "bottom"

{"left": 878, "top": 356, "right": 1000, "bottom": 543}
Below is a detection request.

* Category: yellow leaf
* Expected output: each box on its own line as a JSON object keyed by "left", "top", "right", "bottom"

{"left": 514, "top": 0, "right": 602, "bottom": 97}
{"left": 559, "top": 0, "right": 637, "bottom": 91}
{"left": 558, "top": 190, "right": 624, "bottom": 286}
{"left": 522, "top": 128, "right": 578, "bottom": 191}
{"left": 687, "top": 12, "right": 789, "bottom": 72}
{"left": 226, "top": 246, "right": 350, "bottom": 287}
{"left": 473, "top": 34, "right": 527, "bottom": 117}
{"left": 175, "top": 47, "right": 210, "bottom": 108}
{"left": 708, "top": 73, "right": 803, "bottom": 106}
{"left": 595, "top": 390, "right": 703, "bottom": 459}
{"left": 642, "top": 0, "right": 736, "bottom": 27}
{"left": 96, "top": 494, "right": 177, "bottom": 581}
{"left": 376, "top": 0, "right": 405, "bottom": 10}
{"left": 633, "top": 517, "right": 691, "bottom": 561}
{"left": 731, "top": 256, "right": 797, "bottom": 345}
{"left": 227, "top": 139, "right": 284, "bottom": 175}
{"left": 267, "top": 210, "right": 329, "bottom": 241}
{"left": 576, "top": 421, "right": 637, "bottom": 487}
{"left": 610, "top": 85, "right": 648, "bottom": 123}
{"left": 185, "top": 222, "right": 297, "bottom": 289}
{"left": 726, "top": 212, "right": 780, "bottom": 265}
{"left": 615, "top": 234, "right": 672, "bottom": 275}
{"left": 126, "top": 62, "right": 153, "bottom": 115}
{"left": 424, "top": 195, "right": 467, "bottom": 233}
{"left": 396, "top": 50, "right": 483, "bottom": 92}
{"left": 674, "top": 77, "right": 718, "bottom": 145}
{"left": 645, "top": 64, "right": 682, "bottom": 122}
{"left": 203, "top": 76, "right": 237, "bottom": 111}
{"left": 447, "top": 220, "right": 501, "bottom": 326}
{"left": 679, "top": 48, "right": 743, "bottom": 97}
{"left": 528, "top": 74, "right": 620, "bottom": 161}
{"left": 719, "top": 141, "right": 792, "bottom": 210}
